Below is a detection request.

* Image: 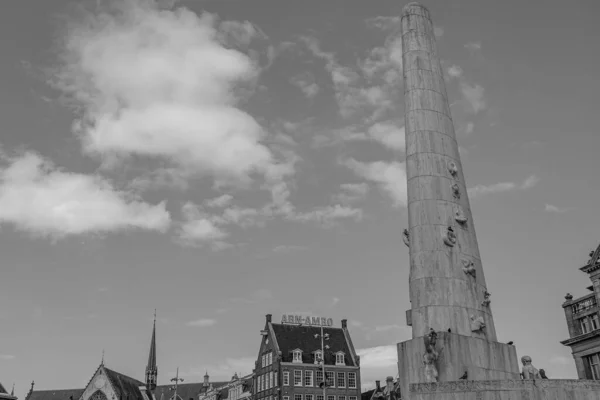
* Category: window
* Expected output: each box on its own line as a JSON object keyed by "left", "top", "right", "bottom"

{"left": 294, "top": 395, "right": 303, "bottom": 400}
{"left": 327, "top": 396, "right": 335, "bottom": 400}
{"left": 587, "top": 353, "right": 600, "bottom": 380}
{"left": 294, "top": 370, "right": 302, "bottom": 386}
{"left": 293, "top": 350, "right": 303, "bottom": 363}
{"left": 348, "top": 373, "right": 357, "bottom": 388}
{"left": 304, "top": 370, "right": 313, "bottom": 387}
{"left": 262, "top": 354, "right": 266, "bottom": 368}
{"left": 267, "top": 372, "right": 271, "bottom": 389}
{"left": 337, "top": 372, "right": 345, "bottom": 388}
{"left": 338, "top": 396, "right": 346, "bottom": 400}
{"left": 261, "top": 374, "right": 265, "bottom": 392}
{"left": 305, "top": 395, "right": 313, "bottom": 400}
{"left": 317, "top": 396, "right": 324, "bottom": 400}
{"left": 268, "top": 352, "right": 273, "bottom": 365}
{"left": 326, "top": 371, "right": 334, "bottom": 387}
{"left": 283, "top": 371, "right": 290, "bottom": 386}
{"left": 349, "top": 397, "right": 357, "bottom": 400}
{"left": 90, "top": 391, "right": 107, "bottom": 400}
{"left": 335, "top": 353, "right": 345, "bottom": 365}
{"left": 274, "top": 371, "right": 278, "bottom": 387}
{"left": 316, "top": 370, "right": 324, "bottom": 386}
{"left": 580, "top": 314, "right": 600, "bottom": 334}
{"left": 283, "top": 397, "right": 289, "bottom": 400}
{"left": 314, "top": 350, "right": 323, "bottom": 364}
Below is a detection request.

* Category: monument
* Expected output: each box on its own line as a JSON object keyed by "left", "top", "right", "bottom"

{"left": 397, "top": 3, "right": 600, "bottom": 399}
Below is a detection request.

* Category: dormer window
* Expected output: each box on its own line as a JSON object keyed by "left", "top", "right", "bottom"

{"left": 335, "top": 352, "right": 345, "bottom": 365}
{"left": 313, "top": 350, "right": 323, "bottom": 364}
{"left": 292, "top": 349, "right": 303, "bottom": 363}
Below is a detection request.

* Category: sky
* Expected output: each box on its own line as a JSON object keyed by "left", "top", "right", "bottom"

{"left": 1, "top": 0, "right": 600, "bottom": 396}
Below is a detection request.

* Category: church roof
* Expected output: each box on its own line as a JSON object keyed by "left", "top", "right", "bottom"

{"left": 270, "top": 323, "right": 357, "bottom": 366}
{"left": 103, "top": 368, "right": 145, "bottom": 400}
{"left": 26, "top": 389, "right": 84, "bottom": 400}
{"left": 154, "top": 382, "right": 229, "bottom": 400}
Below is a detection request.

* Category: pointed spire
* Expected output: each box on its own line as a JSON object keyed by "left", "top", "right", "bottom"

{"left": 101, "top": 349, "right": 105, "bottom": 366}
{"left": 146, "top": 310, "right": 158, "bottom": 391}
{"left": 11, "top": 383, "right": 15, "bottom": 396}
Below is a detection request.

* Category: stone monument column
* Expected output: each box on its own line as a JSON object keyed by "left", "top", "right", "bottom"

{"left": 397, "top": 2, "right": 520, "bottom": 396}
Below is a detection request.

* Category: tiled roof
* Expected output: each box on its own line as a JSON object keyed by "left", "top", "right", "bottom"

{"left": 0, "top": 384, "right": 6, "bottom": 394}
{"left": 154, "top": 382, "right": 229, "bottom": 400}
{"left": 27, "top": 389, "right": 85, "bottom": 400}
{"left": 360, "top": 389, "right": 375, "bottom": 400}
{"left": 270, "top": 323, "right": 355, "bottom": 366}
{"left": 104, "top": 368, "right": 145, "bottom": 400}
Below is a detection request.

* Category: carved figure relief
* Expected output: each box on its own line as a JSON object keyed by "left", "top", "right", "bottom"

{"left": 403, "top": 229, "right": 410, "bottom": 247}
{"left": 539, "top": 369, "right": 548, "bottom": 379}
{"left": 454, "top": 208, "right": 468, "bottom": 225}
{"left": 443, "top": 227, "right": 456, "bottom": 247}
{"left": 470, "top": 315, "right": 485, "bottom": 332}
{"left": 462, "top": 259, "right": 476, "bottom": 278}
{"left": 451, "top": 183, "right": 460, "bottom": 199}
{"left": 521, "top": 356, "right": 541, "bottom": 380}
{"left": 447, "top": 161, "right": 458, "bottom": 177}
{"left": 481, "top": 291, "right": 491, "bottom": 307}
{"left": 423, "top": 329, "right": 439, "bottom": 383}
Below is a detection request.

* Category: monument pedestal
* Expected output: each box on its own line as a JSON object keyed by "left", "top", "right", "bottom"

{"left": 397, "top": 332, "right": 520, "bottom": 399}
{"left": 408, "top": 380, "right": 600, "bottom": 400}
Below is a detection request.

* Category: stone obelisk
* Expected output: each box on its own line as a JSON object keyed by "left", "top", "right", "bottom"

{"left": 397, "top": 2, "right": 520, "bottom": 396}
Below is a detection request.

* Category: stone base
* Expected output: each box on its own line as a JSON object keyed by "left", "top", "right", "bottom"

{"left": 408, "top": 379, "right": 600, "bottom": 400}
{"left": 397, "top": 332, "right": 520, "bottom": 399}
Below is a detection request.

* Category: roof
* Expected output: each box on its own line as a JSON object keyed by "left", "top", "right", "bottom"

{"left": 26, "top": 389, "right": 84, "bottom": 400}
{"left": 104, "top": 368, "right": 145, "bottom": 400}
{"left": 270, "top": 323, "right": 356, "bottom": 366}
{"left": 155, "top": 382, "right": 229, "bottom": 400}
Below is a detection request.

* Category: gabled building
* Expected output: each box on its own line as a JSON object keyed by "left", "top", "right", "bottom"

{"left": 0, "top": 383, "right": 17, "bottom": 400}
{"left": 360, "top": 378, "right": 399, "bottom": 400}
{"left": 25, "top": 314, "right": 227, "bottom": 400}
{"left": 199, "top": 373, "right": 252, "bottom": 400}
{"left": 561, "top": 244, "right": 600, "bottom": 379}
{"left": 252, "top": 315, "right": 361, "bottom": 400}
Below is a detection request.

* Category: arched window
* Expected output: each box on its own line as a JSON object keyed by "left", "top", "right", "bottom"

{"left": 89, "top": 391, "right": 108, "bottom": 400}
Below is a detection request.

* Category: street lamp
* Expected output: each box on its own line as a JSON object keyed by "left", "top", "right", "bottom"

{"left": 170, "top": 368, "right": 184, "bottom": 400}
{"left": 314, "top": 326, "right": 331, "bottom": 400}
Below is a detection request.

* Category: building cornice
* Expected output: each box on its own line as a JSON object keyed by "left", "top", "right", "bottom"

{"left": 562, "top": 292, "right": 596, "bottom": 308}
{"left": 279, "top": 362, "right": 359, "bottom": 370}
{"left": 560, "top": 328, "right": 600, "bottom": 346}
{"left": 580, "top": 262, "right": 600, "bottom": 274}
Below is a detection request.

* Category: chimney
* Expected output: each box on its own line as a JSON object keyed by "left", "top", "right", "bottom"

{"left": 266, "top": 314, "right": 272, "bottom": 323}
{"left": 341, "top": 319, "right": 347, "bottom": 329}
{"left": 386, "top": 376, "right": 394, "bottom": 392}
{"left": 375, "top": 381, "right": 381, "bottom": 391}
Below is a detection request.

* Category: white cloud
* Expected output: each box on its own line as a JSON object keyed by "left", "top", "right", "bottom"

{"left": 204, "top": 194, "right": 234, "bottom": 208}
{"left": 344, "top": 159, "right": 407, "bottom": 207}
{"left": 464, "top": 41, "right": 482, "bottom": 51}
{"left": 544, "top": 204, "right": 570, "bottom": 213}
{"left": 366, "top": 16, "right": 401, "bottom": 31}
{"left": 290, "top": 73, "right": 320, "bottom": 98}
{"left": 447, "top": 65, "right": 463, "bottom": 79}
{"left": 460, "top": 82, "right": 486, "bottom": 114}
{"left": 367, "top": 122, "right": 405, "bottom": 151}
{"left": 186, "top": 318, "right": 217, "bottom": 327}
{"left": 0, "top": 354, "right": 15, "bottom": 360}
{"left": 0, "top": 152, "right": 170, "bottom": 237}
{"left": 334, "top": 183, "right": 369, "bottom": 204}
{"left": 290, "top": 205, "right": 363, "bottom": 226}
{"left": 468, "top": 175, "right": 539, "bottom": 198}
{"left": 357, "top": 345, "right": 398, "bottom": 369}
{"left": 55, "top": 0, "right": 282, "bottom": 185}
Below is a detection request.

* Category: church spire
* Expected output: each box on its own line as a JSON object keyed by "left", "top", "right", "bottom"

{"left": 146, "top": 310, "right": 158, "bottom": 391}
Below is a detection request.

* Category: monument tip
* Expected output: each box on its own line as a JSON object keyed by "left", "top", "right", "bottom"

{"left": 402, "top": 2, "right": 431, "bottom": 16}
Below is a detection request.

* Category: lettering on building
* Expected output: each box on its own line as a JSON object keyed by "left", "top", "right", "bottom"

{"left": 280, "top": 315, "right": 334, "bottom": 326}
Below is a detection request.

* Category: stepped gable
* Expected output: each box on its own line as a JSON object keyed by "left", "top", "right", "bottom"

{"left": 270, "top": 323, "right": 354, "bottom": 365}
{"left": 26, "top": 389, "right": 84, "bottom": 400}
{"left": 154, "top": 382, "right": 229, "bottom": 400}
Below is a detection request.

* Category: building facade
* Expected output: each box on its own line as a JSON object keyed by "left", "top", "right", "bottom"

{"left": 561, "top": 243, "right": 600, "bottom": 379}
{"left": 253, "top": 315, "right": 361, "bottom": 400}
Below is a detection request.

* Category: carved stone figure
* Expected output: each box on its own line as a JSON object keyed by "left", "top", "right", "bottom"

{"left": 462, "top": 259, "right": 476, "bottom": 278}
{"left": 447, "top": 161, "right": 458, "bottom": 177}
{"left": 470, "top": 315, "right": 485, "bottom": 332}
{"left": 443, "top": 226, "right": 457, "bottom": 247}
{"left": 481, "top": 291, "right": 491, "bottom": 307}
{"left": 565, "top": 293, "right": 573, "bottom": 301}
{"left": 454, "top": 208, "right": 468, "bottom": 225}
{"left": 403, "top": 229, "right": 410, "bottom": 247}
{"left": 539, "top": 369, "right": 548, "bottom": 379}
{"left": 451, "top": 183, "right": 460, "bottom": 199}
{"left": 423, "top": 330, "right": 439, "bottom": 382}
{"left": 521, "top": 356, "right": 541, "bottom": 380}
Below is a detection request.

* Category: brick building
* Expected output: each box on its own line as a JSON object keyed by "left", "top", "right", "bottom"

{"left": 560, "top": 244, "right": 600, "bottom": 379}
{"left": 252, "top": 315, "right": 361, "bottom": 400}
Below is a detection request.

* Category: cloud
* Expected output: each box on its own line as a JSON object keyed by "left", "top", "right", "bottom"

{"left": 54, "top": 0, "right": 284, "bottom": 186}
{"left": 465, "top": 122, "right": 474, "bottom": 135}
{"left": 0, "top": 354, "right": 15, "bottom": 360}
{"left": 366, "top": 16, "right": 401, "bottom": 31}
{"left": 447, "top": 65, "right": 463, "bottom": 79}
{"left": 464, "top": 41, "right": 482, "bottom": 52}
{"left": 344, "top": 159, "right": 407, "bottom": 207}
{"left": 272, "top": 245, "right": 308, "bottom": 253}
{"left": 357, "top": 345, "right": 398, "bottom": 369}
{"left": 186, "top": 318, "right": 217, "bottom": 327}
{"left": 331, "top": 297, "right": 340, "bottom": 307}
{"left": 434, "top": 26, "right": 444, "bottom": 38}
{"left": 367, "top": 122, "right": 405, "bottom": 151}
{"left": 290, "top": 73, "right": 320, "bottom": 99}
{"left": 290, "top": 205, "right": 363, "bottom": 227}
{"left": 0, "top": 152, "right": 170, "bottom": 237}
{"left": 459, "top": 82, "right": 486, "bottom": 114}
{"left": 334, "top": 183, "right": 369, "bottom": 204}
{"left": 544, "top": 204, "right": 571, "bottom": 213}
{"left": 468, "top": 175, "right": 539, "bottom": 198}
{"left": 204, "top": 194, "right": 234, "bottom": 208}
